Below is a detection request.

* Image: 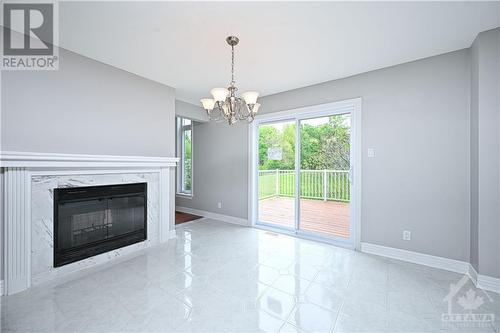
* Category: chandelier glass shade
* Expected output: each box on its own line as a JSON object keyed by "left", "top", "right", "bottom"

{"left": 200, "top": 36, "right": 260, "bottom": 125}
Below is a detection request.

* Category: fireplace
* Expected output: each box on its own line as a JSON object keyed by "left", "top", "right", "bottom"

{"left": 54, "top": 183, "right": 147, "bottom": 267}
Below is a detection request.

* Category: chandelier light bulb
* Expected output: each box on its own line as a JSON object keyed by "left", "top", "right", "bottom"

{"left": 200, "top": 98, "right": 216, "bottom": 111}
{"left": 242, "top": 91, "right": 259, "bottom": 105}
{"left": 210, "top": 88, "right": 229, "bottom": 102}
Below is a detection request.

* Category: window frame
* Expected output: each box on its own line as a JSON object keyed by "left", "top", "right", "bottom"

{"left": 176, "top": 117, "right": 193, "bottom": 197}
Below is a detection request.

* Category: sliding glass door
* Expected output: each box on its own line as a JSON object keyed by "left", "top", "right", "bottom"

{"left": 298, "top": 114, "right": 351, "bottom": 240}
{"left": 254, "top": 101, "right": 357, "bottom": 247}
{"left": 257, "top": 120, "right": 296, "bottom": 230}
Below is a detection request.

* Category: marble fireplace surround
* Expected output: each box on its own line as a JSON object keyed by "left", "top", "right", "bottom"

{"left": 1, "top": 151, "right": 179, "bottom": 295}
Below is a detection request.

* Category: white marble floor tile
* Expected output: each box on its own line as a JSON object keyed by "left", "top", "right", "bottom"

{"left": 279, "top": 322, "right": 303, "bottom": 333}
{"left": 138, "top": 297, "right": 192, "bottom": 332}
{"left": 158, "top": 270, "right": 200, "bottom": 294}
{"left": 303, "top": 281, "right": 345, "bottom": 312}
{"left": 258, "top": 286, "right": 298, "bottom": 320}
{"left": 333, "top": 300, "right": 389, "bottom": 332}
{"left": 252, "top": 264, "right": 282, "bottom": 286}
{"left": 179, "top": 307, "right": 284, "bottom": 333}
{"left": 263, "top": 255, "right": 297, "bottom": 271}
{"left": 287, "top": 302, "right": 338, "bottom": 332}
{"left": 313, "top": 266, "right": 352, "bottom": 291}
{"left": 1, "top": 218, "right": 498, "bottom": 333}
{"left": 271, "top": 274, "right": 311, "bottom": 297}
{"left": 176, "top": 281, "right": 236, "bottom": 309}
{"left": 285, "top": 261, "right": 322, "bottom": 281}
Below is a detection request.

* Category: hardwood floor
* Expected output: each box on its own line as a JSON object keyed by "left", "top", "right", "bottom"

{"left": 258, "top": 196, "right": 350, "bottom": 238}
{"left": 175, "top": 211, "right": 203, "bottom": 225}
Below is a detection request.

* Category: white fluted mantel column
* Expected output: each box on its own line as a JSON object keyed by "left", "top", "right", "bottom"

{"left": 3, "top": 167, "right": 31, "bottom": 295}
{"left": 159, "top": 166, "right": 177, "bottom": 243}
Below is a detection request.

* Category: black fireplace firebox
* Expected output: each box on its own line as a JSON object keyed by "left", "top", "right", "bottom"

{"left": 54, "top": 183, "right": 147, "bottom": 267}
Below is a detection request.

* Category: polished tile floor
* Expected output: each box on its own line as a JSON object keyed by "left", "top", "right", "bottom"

{"left": 2, "top": 219, "right": 499, "bottom": 332}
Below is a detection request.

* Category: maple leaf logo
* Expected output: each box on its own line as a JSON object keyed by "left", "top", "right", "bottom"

{"left": 457, "top": 289, "right": 484, "bottom": 312}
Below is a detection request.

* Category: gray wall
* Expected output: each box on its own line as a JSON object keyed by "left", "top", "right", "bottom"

{"left": 469, "top": 28, "right": 500, "bottom": 278}
{"left": 0, "top": 169, "right": 3, "bottom": 280}
{"left": 260, "top": 50, "right": 471, "bottom": 262}
{"left": 176, "top": 119, "right": 248, "bottom": 219}
{"left": 175, "top": 100, "right": 208, "bottom": 123}
{"left": 181, "top": 50, "right": 471, "bottom": 262}
{"left": 1, "top": 47, "right": 176, "bottom": 156}
{"left": 1, "top": 43, "right": 177, "bottom": 281}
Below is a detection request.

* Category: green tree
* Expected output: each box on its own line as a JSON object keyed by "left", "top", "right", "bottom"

{"left": 321, "top": 115, "right": 350, "bottom": 170}
{"left": 258, "top": 125, "right": 280, "bottom": 169}
{"left": 184, "top": 131, "right": 192, "bottom": 190}
{"left": 300, "top": 124, "right": 322, "bottom": 169}
{"left": 258, "top": 114, "right": 350, "bottom": 171}
{"left": 281, "top": 123, "right": 296, "bottom": 170}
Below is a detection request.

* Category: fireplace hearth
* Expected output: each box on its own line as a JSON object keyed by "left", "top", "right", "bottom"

{"left": 54, "top": 183, "right": 147, "bottom": 267}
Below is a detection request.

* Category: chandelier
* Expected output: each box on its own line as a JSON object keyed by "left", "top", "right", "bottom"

{"left": 200, "top": 36, "right": 260, "bottom": 125}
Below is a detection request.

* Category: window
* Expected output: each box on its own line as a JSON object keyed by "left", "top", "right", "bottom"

{"left": 177, "top": 117, "right": 193, "bottom": 196}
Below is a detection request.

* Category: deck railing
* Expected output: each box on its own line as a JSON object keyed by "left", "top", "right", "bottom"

{"left": 258, "top": 169, "right": 350, "bottom": 202}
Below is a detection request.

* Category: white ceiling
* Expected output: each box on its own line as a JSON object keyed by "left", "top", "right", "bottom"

{"left": 59, "top": 1, "right": 500, "bottom": 105}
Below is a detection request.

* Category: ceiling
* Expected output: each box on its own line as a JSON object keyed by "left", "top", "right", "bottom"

{"left": 58, "top": 1, "right": 500, "bottom": 105}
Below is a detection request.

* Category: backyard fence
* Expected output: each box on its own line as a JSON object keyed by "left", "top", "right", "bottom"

{"left": 258, "top": 169, "right": 350, "bottom": 202}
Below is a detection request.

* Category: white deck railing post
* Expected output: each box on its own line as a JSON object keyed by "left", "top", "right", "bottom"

{"left": 323, "top": 169, "right": 327, "bottom": 201}
{"left": 259, "top": 169, "right": 349, "bottom": 202}
{"left": 275, "top": 169, "right": 279, "bottom": 196}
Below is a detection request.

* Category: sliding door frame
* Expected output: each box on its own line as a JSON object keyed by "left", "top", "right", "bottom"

{"left": 248, "top": 98, "right": 362, "bottom": 250}
{"left": 253, "top": 117, "right": 297, "bottom": 232}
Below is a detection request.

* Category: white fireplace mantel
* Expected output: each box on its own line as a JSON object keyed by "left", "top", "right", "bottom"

{"left": 1, "top": 151, "right": 179, "bottom": 295}
{"left": 0, "top": 151, "right": 179, "bottom": 168}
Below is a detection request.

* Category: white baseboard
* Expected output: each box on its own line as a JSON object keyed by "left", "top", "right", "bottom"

{"left": 468, "top": 264, "right": 478, "bottom": 285}
{"left": 477, "top": 274, "right": 500, "bottom": 294}
{"left": 175, "top": 206, "right": 249, "bottom": 226}
{"left": 360, "top": 242, "right": 469, "bottom": 274}
{"left": 361, "top": 242, "right": 500, "bottom": 294}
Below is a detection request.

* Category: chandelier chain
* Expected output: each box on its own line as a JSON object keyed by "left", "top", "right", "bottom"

{"left": 230, "top": 45, "right": 235, "bottom": 87}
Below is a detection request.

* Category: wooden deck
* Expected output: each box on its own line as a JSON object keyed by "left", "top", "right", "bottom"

{"left": 258, "top": 197, "right": 350, "bottom": 238}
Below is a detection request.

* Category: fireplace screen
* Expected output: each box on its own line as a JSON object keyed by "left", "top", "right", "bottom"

{"left": 54, "top": 183, "right": 147, "bottom": 267}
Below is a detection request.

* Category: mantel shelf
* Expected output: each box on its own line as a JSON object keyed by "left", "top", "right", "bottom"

{"left": 0, "top": 151, "right": 179, "bottom": 168}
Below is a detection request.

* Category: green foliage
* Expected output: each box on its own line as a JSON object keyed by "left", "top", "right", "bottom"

{"left": 258, "top": 114, "right": 350, "bottom": 170}
{"left": 259, "top": 126, "right": 280, "bottom": 169}
{"left": 183, "top": 131, "right": 192, "bottom": 190}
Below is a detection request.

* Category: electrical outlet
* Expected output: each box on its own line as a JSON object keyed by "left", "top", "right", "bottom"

{"left": 217, "top": 201, "right": 223, "bottom": 209}
{"left": 403, "top": 230, "right": 411, "bottom": 241}
{"left": 367, "top": 148, "right": 376, "bottom": 158}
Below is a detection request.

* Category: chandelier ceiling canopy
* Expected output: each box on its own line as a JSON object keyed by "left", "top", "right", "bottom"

{"left": 200, "top": 36, "right": 260, "bottom": 125}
